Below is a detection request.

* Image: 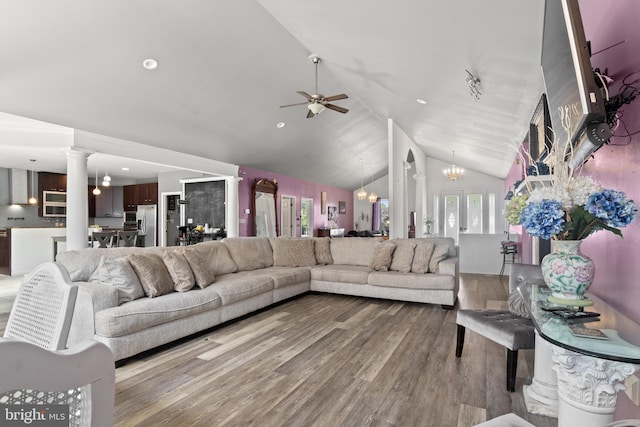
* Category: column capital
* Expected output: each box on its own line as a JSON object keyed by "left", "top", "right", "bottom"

{"left": 64, "top": 147, "right": 92, "bottom": 159}
{"left": 552, "top": 346, "right": 636, "bottom": 408}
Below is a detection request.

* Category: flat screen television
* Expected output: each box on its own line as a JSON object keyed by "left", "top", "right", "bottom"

{"left": 541, "top": 0, "right": 609, "bottom": 164}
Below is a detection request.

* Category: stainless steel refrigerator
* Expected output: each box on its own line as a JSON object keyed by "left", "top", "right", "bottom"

{"left": 136, "top": 205, "right": 157, "bottom": 247}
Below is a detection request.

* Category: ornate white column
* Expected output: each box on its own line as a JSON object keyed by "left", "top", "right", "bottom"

{"left": 225, "top": 176, "right": 242, "bottom": 237}
{"left": 552, "top": 345, "right": 637, "bottom": 427}
{"left": 65, "top": 149, "right": 89, "bottom": 251}
{"left": 523, "top": 331, "right": 559, "bottom": 417}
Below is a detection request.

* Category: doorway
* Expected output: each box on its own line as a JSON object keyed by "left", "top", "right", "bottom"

{"left": 281, "top": 195, "right": 296, "bottom": 237}
{"left": 160, "top": 191, "right": 181, "bottom": 247}
{"left": 300, "top": 198, "right": 314, "bottom": 237}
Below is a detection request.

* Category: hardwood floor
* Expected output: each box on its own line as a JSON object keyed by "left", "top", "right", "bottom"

{"left": 0, "top": 273, "right": 557, "bottom": 426}
{"left": 112, "top": 274, "right": 556, "bottom": 427}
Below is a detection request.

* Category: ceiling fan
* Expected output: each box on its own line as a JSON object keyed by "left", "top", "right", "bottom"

{"left": 280, "top": 55, "right": 349, "bottom": 118}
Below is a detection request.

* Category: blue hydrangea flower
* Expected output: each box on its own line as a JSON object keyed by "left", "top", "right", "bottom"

{"left": 586, "top": 190, "right": 637, "bottom": 228}
{"left": 520, "top": 199, "right": 565, "bottom": 239}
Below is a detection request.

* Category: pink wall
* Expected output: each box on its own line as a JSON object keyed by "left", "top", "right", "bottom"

{"left": 578, "top": 0, "right": 640, "bottom": 326}
{"left": 237, "top": 166, "right": 354, "bottom": 237}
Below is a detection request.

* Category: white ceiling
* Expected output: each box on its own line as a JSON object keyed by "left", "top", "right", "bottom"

{"left": 0, "top": 1, "right": 546, "bottom": 190}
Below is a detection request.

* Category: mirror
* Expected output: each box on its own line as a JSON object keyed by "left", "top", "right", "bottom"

{"left": 252, "top": 178, "right": 278, "bottom": 237}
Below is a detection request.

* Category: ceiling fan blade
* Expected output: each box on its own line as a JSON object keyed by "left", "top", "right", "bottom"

{"left": 323, "top": 93, "right": 348, "bottom": 102}
{"left": 324, "top": 103, "right": 349, "bottom": 114}
{"left": 297, "top": 91, "right": 313, "bottom": 100}
{"left": 306, "top": 109, "right": 315, "bottom": 119}
{"left": 280, "top": 101, "right": 309, "bottom": 108}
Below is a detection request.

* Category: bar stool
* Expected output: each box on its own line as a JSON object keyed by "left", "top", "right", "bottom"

{"left": 116, "top": 230, "right": 138, "bottom": 247}
{"left": 91, "top": 231, "right": 116, "bottom": 248}
{"left": 499, "top": 241, "right": 518, "bottom": 279}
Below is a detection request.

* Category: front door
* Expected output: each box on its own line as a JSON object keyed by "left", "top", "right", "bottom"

{"left": 281, "top": 195, "right": 296, "bottom": 237}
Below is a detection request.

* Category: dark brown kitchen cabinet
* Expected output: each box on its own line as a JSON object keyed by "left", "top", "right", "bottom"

{"left": 38, "top": 172, "right": 66, "bottom": 192}
{"left": 137, "top": 182, "right": 158, "bottom": 205}
{"left": 123, "top": 185, "right": 138, "bottom": 211}
{"left": 88, "top": 186, "right": 96, "bottom": 218}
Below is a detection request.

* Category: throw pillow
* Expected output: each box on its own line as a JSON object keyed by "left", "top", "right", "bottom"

{"left": 508, "top": 291, "right": 530, "bottom": 318}
{"left": 369, "top": 242, "right": 396, "bottom": 272}
{"left": 88, "top": 256, "right": 145, "bottom": 305}
{"left": 389, "top": 240, "right": 417, "bottom": 273}
{"left": 272, "top": 238, "right": 317, "bottom": 267}
{"left": 162, "top": 250, "right": 195, "bottom": 292}
{"left": 411, "top": 241, "right": 435, "bottom": 274}
{"left": 186, "top": 241, "right": 238, "bottom": 276}
{"left": 183, "top": 248, "right": 216, "bottom": 288}
{"left": 314, "top": 237, "right": 333, "bottom": 265}
{"left": 128, "top": 253, "right": 174, "bottom": 298}
{"left": 428, "top": 245, "right": 450, "bottom": 273}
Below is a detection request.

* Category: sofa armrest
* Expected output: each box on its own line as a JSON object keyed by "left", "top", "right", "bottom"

{"left": 438, "top": 256, "right": 457, "bottom": 277}
{"left": 66, "top": 281, "right": 118, "bottom": 348}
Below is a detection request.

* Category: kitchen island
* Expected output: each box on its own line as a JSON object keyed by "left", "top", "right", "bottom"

{"left": 0, "top": 227, "right": 66, "bottom": 276}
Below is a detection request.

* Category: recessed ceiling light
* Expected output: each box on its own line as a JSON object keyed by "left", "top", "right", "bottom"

{"left": 416, "top": 98, "right": 427, "bottom": 105}
{"left": 143, "top": 59, "right": 158, "bottom": 70}
{"left": 276, "top": 122, "right": 286, "bottom": 128}
{"left": 121, "top": 167, "right": 130, "bottom": 171}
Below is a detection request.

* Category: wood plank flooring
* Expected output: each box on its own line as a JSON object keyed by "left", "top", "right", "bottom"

{"left": 0, "top": 273, "right": 558, "bottom": 427}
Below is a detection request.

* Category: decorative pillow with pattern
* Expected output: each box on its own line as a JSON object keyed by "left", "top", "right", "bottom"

{"left": 182, "top": 248, "right": 216, "bottom": 289}
{"left": 428, "top": 245, "right": 450, "bottom": 273}
{"left": 411, "top": 241, "right": 435, "bottom": 274}
{"left": 128, "top": 253, "right": 174, "bottom": 298}
{"left": 314, "top": 237, "right": 333, "bottom": 265}
{"left": 389, "top": 240, "right": 417, "bottom": 273}
{"left": 162, "top": 249, "right": 195, "bottom": 292}
{"left": 88, "top": 256, "right": 145, "bottom": 305}
{"left": 369, "top": 241, "right": 396, "bottom": 272}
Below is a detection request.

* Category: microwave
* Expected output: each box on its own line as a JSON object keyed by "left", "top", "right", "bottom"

{"left": 43, "top": 191, "right": 67, "bottom": 217}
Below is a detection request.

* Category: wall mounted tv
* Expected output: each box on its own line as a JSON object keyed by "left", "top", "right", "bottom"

{"left": 541, "top": 0, "right": 610, "bottom": 167}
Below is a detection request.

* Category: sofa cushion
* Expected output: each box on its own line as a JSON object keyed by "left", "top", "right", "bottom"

{"left": 128, "top": 253, "right": 175, "bottom": 298}
{"left": 223, "top": 237, "right": 274, "bottom": 271}
{"left": 88, "top": 256, "right": 145, "bottom": 305}
{"left": 185, "top": 241, "right": 237, "bottom": 276}
{"left": 182, "top": 248, "right": 215, "bottom": 289}
{"left": 310, "top": 265, "right": 371, "bottom": 285}
{"left": 241, "top": 267, "right": 311, "bottom": 289}
{"left": 56, "top": 246, "right": 164, "bottom": 282}
{"left": 389, "top": 240, "right": 416, "bottom": 273}
{"left": 369, "top": 241, "right": 396, "bottom": 272}
{"left": 428, "top": 245, "right": 450, "bottom": 273}
{"left": 162, "top": 249, "right": 195, "bottom": 292}
{"left": 94, "top": 287, "right": 222, "bottom": 338}
{"left": 330, "top": 238, "right": 378, "bottom": 266}
{"left": 272, "top": 238, "right": 317, "bottom": 267}
{"left": 314, "top": 237, "right": 333, "bottom": 265}
{"left": 207, "top": 274, "right": 274, "bottom": 305}
{"left": 411, "top": 241, "right": 435, "bottom": 274}
{"left": 368, "top": 271, "right": 455, "bottom": 290}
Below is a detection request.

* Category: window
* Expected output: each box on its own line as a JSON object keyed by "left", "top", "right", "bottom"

{"left": 300, "top": 198, "right": 313, "bottom": 237}
{"left": 443, "top": 194, "right": 459, "bottom": 242}
{"left": 466, "top": 193, "right": 483, "bottom": 233}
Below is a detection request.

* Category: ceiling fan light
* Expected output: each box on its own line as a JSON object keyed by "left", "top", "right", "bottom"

{"left": 308, "top": 103, "right": 325, "bottom": 115}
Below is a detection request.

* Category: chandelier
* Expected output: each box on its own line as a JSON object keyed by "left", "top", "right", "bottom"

{"left": 357, "top": 159, "right": 367, "bottom": 200}
{"left": 443, "top": 150, "right": 464, "bottom": 180}
{"left": 367, "top": 170, "right": 378, "bottom": 203}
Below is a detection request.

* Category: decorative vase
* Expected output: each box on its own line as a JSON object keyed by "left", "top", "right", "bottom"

{"left": 541, "top": 240, "right": 595, "bottom": 306}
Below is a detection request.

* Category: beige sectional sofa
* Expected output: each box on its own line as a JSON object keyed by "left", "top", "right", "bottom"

{"left": 55, "top": 236, "right": 459, "bottom": 362}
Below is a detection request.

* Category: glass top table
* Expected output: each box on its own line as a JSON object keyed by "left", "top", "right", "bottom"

{"left": 521, "top": 283, "right": 640, "bottom": 364}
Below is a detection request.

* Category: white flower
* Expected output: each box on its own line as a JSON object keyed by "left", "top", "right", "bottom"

{"left": 567, "top": 176, "right": 601, "bottom": 206}
{"left": 528, "top": 186, "right": 572, "bottom": 209}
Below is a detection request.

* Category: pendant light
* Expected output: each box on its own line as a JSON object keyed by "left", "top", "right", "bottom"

{"left": 93, "top": 159, "right": 101, "bottom": 195}
{"left": 443, "top": 150, "right": 464, "bottom": 181}
{"left": 368, "top": 169, "right": 378, "bottom": 203}
{"left": 28, "top": 159, "right": 37, "bottom": 205}
{"left": 102, "top": 159, "right": 111, "bottom": 187}
{"left": 356, "top": 159, "right": 367, "bottom": 201}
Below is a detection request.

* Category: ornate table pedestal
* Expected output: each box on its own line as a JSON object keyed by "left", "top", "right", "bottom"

{"left": 523, "top": 331, "right": 559, "bottom": 417}
{"left": 552, "top": 345, "right": 637, "bottom": 427}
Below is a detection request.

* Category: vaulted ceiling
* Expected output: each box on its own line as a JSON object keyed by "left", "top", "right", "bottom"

{"left": 0, "top": 1, "right": 546, "bottom": 190}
